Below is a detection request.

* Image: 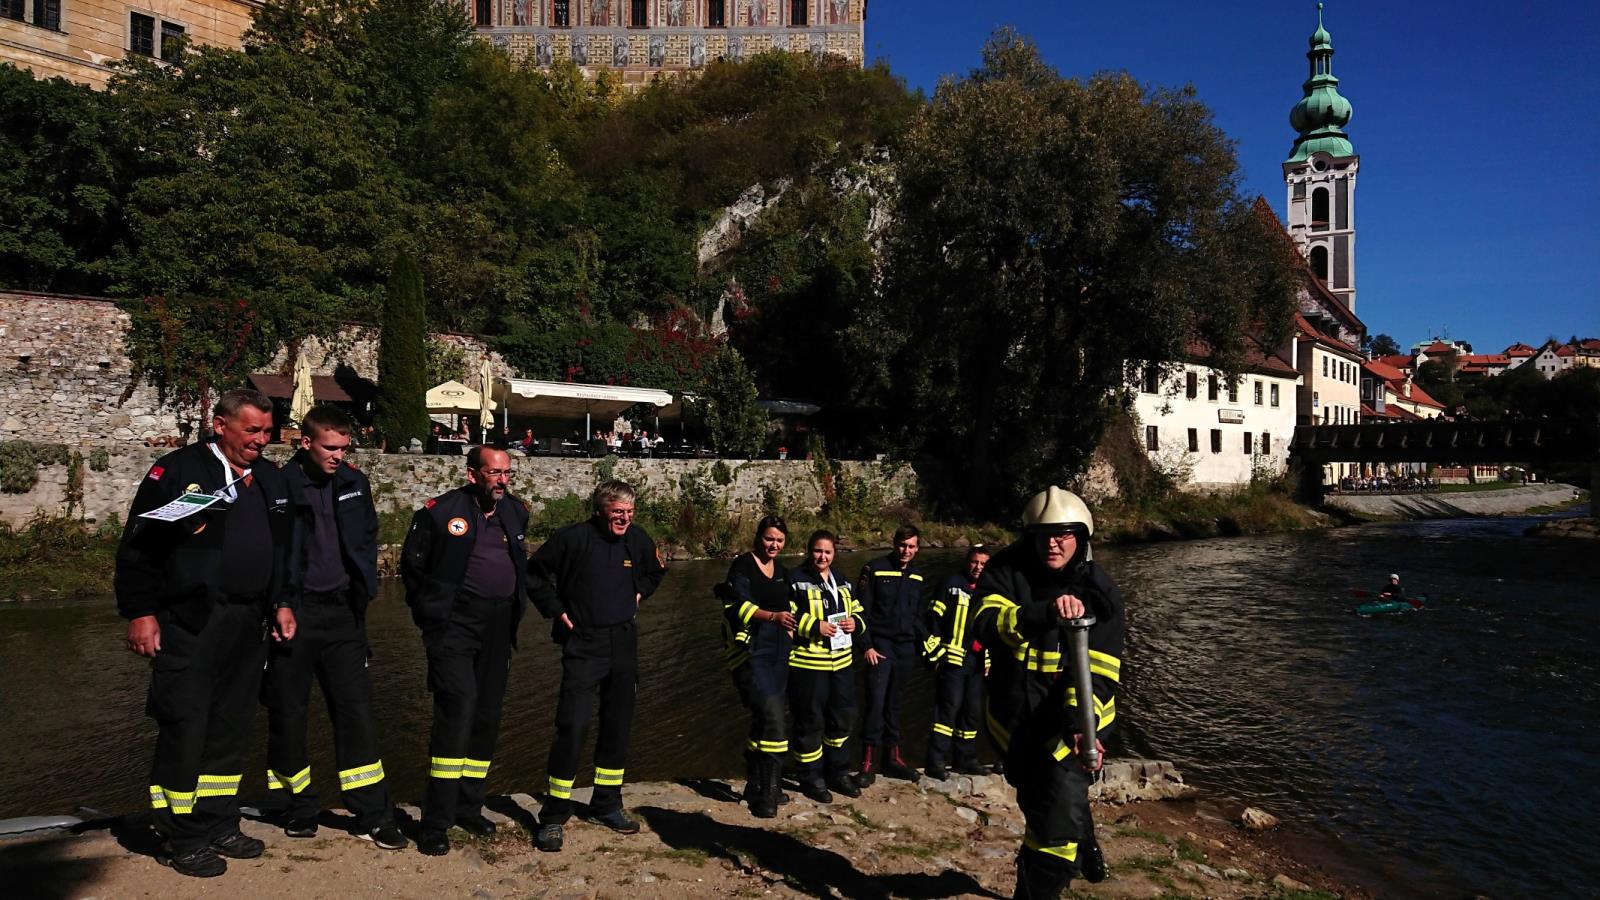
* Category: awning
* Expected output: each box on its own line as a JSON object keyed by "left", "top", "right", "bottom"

{"left": 249, "top": 373, "right": 375, "bottom": 404}
{"left": 426, "top": 380, "right": 497, "bottom": 415}
{"left": 494, "top": 378, "right": 674, "bottom": 420}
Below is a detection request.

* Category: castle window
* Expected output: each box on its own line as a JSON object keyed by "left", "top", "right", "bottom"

{"left": 1311, "top": 187, "right": 1329, "bottom": 230}
{"left": 1185, "top": 371, "right": 1197, "bottom": 399}
{"left": 31, "top": 0, "right": 60, "bottom": 30}
{"left": 1270, "top": 383, "right": 1280, "bottom": 407}
{"left": 1142, "top": 365, "right": 1160, "bottom": 394}
{"left": 790, "top": 0, "right": 807, "bottom": 25}
{"left": 0, "top": 0, "right": 22, "bottom": 22}
{"left": 631, "top": 0, "right": 646, "bottom": 26}
{"left": 1261, "top": 431, "right": 1271, "bottom": 454}
{"left": 1310, "top": 245, "right": 1329, "bottom": 282}
{"left": 129, "top": 12, "right": 156, "bottom": 56}
{"left": 475, "top": 0, "right": 491, "bottom": 26}
{"left": 1210, "top": 429, "right": 1222, "bottom": 453}
{"left": 159, "top": 20, "right": 185, "bottom": 62}
{"left": 1227, "top": 379, "right": 1239, "bottom": 404}
{"left": 1243, "top": 432, "right": 1253, "bottom": 455}
{"left": 1145, "top": 426, "right": 1159, "bottom": 452}
{"left": 708, "top": 0, "right": 725, "bottom": 27}
{"left": 552, "top": 0, "right": 569, "bottom": 26}
{"left": 1187, "top": 428, "right": 1198, "bottom": 452}
{"left": 1207, "top": 374, "right": 1219, "bottom": 401}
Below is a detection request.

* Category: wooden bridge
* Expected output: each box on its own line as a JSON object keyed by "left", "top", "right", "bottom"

{"left": 1289, "top": 418, "right": 1600, "bottom": 501}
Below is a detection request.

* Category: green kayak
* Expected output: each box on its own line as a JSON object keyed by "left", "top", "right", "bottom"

{"left": 1357, "top": 596, "right": 1426, "bottom": 615}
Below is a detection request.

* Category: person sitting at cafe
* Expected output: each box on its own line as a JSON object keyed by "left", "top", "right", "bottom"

{"left": 519, "top": 429, "right": 537, "bottom": 456}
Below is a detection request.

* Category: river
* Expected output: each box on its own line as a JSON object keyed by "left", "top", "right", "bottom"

{"left": 0, "top": 515, "right": 1594, "bottom": 897}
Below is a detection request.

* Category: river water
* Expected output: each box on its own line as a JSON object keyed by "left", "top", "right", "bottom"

{"left": 1, "top": 515, "right": 1594, "bottom": 897}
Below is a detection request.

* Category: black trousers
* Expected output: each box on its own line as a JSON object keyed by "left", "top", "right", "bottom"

{"left": 861, "top": 637, "right": 915, "bottom": 747}
{"left": 1006, "top": 728, "right": 1093, "bottom": 878}
{"left": 262, "top": 592, "right": 390, "bottom": 829}
{"left": 926, "top": 653, "right": 984, "bottom": 768}
{"left": 731, "top": 623, "right": 791, "bottom": 774}
{"left": 145, "top": 601, "right": 267, "bottom": 853}
{"left": 541, "top": 620, "right": 637, "bottom": 824}
{"left": 788, "top": 664, "right": 855, "bottom": 784}
{"left": 421, "top": 593, "right": 514, "bottom": 831}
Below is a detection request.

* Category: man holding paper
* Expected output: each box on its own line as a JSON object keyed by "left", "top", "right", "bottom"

{"left": 116, "top": 388, "right": 294, "bottom": 878}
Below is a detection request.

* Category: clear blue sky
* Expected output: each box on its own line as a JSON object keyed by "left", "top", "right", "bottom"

{"left": 864, "top": 1, "right": 1600, "bottom": 352}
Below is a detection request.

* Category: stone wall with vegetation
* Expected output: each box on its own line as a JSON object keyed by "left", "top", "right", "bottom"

{"left": 0, "top": 445, "right": 917, "bottom": 531}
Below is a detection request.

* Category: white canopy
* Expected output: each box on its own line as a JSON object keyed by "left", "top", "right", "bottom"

{"left": 426, "top": 380, "right": 497, "bottom": 415}
{"left": 493, "top": 378, "right": 673, "bottom": 421}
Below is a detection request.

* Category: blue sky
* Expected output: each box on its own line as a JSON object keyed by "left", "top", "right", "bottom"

{"left": 864, "top": 1, "right": 1599, "bottom": 352}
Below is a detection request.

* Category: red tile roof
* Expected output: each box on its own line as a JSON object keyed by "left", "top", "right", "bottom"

{"left": 1294, "top": 313, "right": 1362, "bottom": 356}
{"left": 1184, "top": 332, "right": 1300, "bottom": 378}
{"left": 1504, "top": 343, "right": 1537, "bottom": 356}
{"left": 1555, "top": 345, "right": 1575, "bottom": 357}
{"left": 1376, "top": 353, "right": 1416, "bottom": 370}
{"left": 1420, "top": 341, "right": 1456, "bottom": 354}
{"left": 1361, "top": 359, "right": 1445, "bottom": 410}
{"left": 1577, "top": 339, "right": 1600, "bottom": 352}
{"left": 1458, "top": 354, "right": 1510, "bottom": 365}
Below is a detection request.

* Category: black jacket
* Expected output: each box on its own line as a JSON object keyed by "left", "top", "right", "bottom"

{"left": 528, "top": 518, "right": 666, "bottom": 628}
{"left": 855, "top": 554, "right": 930, "bottom": 644}
{"left": 114, "top": 440, "right": 291, "bottom": 629}
{"left": 400, "top": 486, "right": 530, "bottom": 644}
{"left": 922, "top": 573, "right": 981, "bottom": 667}
{"left": 973, "top": 539, "right": 1125, "bottom": 759}
{"left": 283, "top": 452, "right": 380, "bottom": 615}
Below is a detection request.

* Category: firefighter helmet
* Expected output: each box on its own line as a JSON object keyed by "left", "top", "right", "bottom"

{"left": 1021, "top": 486, "right": 1094, "bottom": 538}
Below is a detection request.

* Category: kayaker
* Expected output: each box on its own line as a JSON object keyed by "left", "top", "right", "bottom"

{"left": 1378, "top": 574, "right": 1403, "bottom": 600}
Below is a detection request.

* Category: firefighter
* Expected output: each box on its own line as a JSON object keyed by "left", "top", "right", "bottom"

{"left": 787, "top": 530, "right": 865, "bottom": 803}
{"left": 717, "top": 516, "right": 794, "bottom": 818}
{"left": 922, "top": 544, "right": 993, "bottom": 780}
{"left": 117, "top": 389, "right": 292, "bottom": 878}
{"left": 261, "top": 406, "right": 405, "bottom": 849}
{"left": 974, "top": 487, "right": 1123, "bottom": 899}
{"left": 401, "top": 446, "right": 530, "bottom": 857}
{"left": 855, "top": 524, "right": 928, "bottom": 785}
{"left": 528, "top": 480, "right": 667, "bottom": 852}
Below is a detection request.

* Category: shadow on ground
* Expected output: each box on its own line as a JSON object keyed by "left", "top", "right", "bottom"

{"left": 638, "top": 806, "right": 1004, "bottom": 899}
{"left": 0, "top": 817, "right": 126, "bottom": 900}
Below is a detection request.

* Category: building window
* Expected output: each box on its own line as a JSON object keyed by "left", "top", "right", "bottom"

{"left": 552, "top": 0, "right": 569, "bottom": 26}
{"left": 474, "top": 0, "right": 491, "bottom": 26}
{"left": 1311, "top": 187, "right": 1329, "bottom": 229}
{"left": 31, "top": 0, "right": 60, "bottom": 30}
{"left": 1145, "top": 426, "right": 1159, "bottom": 452}
{"left": 129, "top": 12, "right": 156, "bottom": 57}
{"left": 1187, "top": 428, "right": 1198, "bottom": 453}
{"left": 1, "top": 0, "right": 22, "bottom": 22}
{"left": 1243, "top": 432, "right": 1253, "bottom": 455}
{"left": 1142, "top": 365, "right": 1160, "bottom": 394}
{"left": 708, "top": 0, "right": 725, "bottom": 26}
{"left": 1270, "top": 383, "right": 1280, "bottom": 407}
{"left": 1185, "top": 371, "right": 1197, "bottom": 399}
{"left": 1227, "top": 379, "right": 1239, "bottom": 404}
{"left": 1261, "top": 431, "right": 1271, "bottom": 455}
{"left": 1322, "top": 356, "right": 1329, "bottom": 378}
{"left": 1253, "top": 380, "right": 1263, "bottom": 405}
{"left": 1210, "top": 429, "right": 1222, "bottom": 454}
{"left": 790, "top": 0, "right": 807, "bottom": 25}
{"left": 160, "top": 20, "right": 185, "bottom": 62}
{"left": 1207, "top": 374, "right": 1219, "bottom": 401}
{"left": 1311, "top": 245, "right": 1330, "bottom": 282}
{"left": 631, "top": 0, "right": 646, "bottom": 26}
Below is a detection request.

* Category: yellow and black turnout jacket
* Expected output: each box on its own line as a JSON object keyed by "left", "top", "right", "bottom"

{"left": 787, "top": 566, "right": 866, "bottom": 672}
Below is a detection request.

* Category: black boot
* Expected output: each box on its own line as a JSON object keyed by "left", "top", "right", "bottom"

{"left": 742, "top": 750, "right": 761, "bottom": 805}
{"left": 857, "top": 745, "right": 878, "bottom": 787}
{"left": 749, "top": 757, "right": 778, "bottom": 819}
{"left": 884, "top": 745, "right": 918, "bottom": 781}
{"left": 1079, "top": 826, "right": 1106, "bottom": 883}
{"left": 1013, "top": 850, "right": 1073, "bottom": 900}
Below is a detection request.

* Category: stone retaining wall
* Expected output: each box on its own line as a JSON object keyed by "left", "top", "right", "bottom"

{"left": 0, "top": 446, "right": 916, "bottom": 528}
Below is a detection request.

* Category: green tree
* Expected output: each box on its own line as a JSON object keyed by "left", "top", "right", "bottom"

{"left": 374, "top": 253, "right": 431, "bottom": 449}
{"left": 698, "top": 347, "right": 766, "bottom": 457}
{"left": 1366, "top": 333, "right": 1401, "bottom": 357}
{"left": 122, "top": 295, "right": 273, "bottom": 433}
{"left": 865, "top": 33, "right": 1302, "bottom": 514}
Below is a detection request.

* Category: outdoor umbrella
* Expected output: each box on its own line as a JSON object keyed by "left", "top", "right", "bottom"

{"left": 478, "top": 359, "right": 495, "bottom": 436}
{"left": 289, "top": 348, "right": 314, "bottom": 428}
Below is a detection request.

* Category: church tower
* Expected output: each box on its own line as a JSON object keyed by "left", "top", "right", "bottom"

{"left": 1284, "top": 4, "right": 1358, "bottom": 312}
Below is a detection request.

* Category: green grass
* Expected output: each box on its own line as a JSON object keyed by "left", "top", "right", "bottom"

{"left": 1174, "top": 836, "right": 1207, "bottom": 864}
{"left": 1113, "top": 824, "right": 1171, "bottom": 844}
{"left": 1272, "top": 888, "right": 1341, "bottom": 900}
{"left": 843, "top": 804, "right": 884, "bottom": 831}
{"left": 0, "top": 513, "right": 120, "bottom": 600}
{"left": 883, "top": 838, "right": 961, "bottom": 859}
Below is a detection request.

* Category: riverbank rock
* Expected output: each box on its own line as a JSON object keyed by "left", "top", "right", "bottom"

{"left": 1524, "top": 517, "right": 1600, "bottom": 540}
{"left": 1241, "top": 806, "right": 1280, "bottom": 831}
{"left": 1092, "top": 758, "right": 1196, "bottom": 803}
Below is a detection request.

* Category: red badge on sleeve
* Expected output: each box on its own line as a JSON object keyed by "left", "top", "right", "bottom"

{"left": 147, "top": 466, "right": 164, "bottom": 481}
{"left": 424, "top": 498, "right": 437, "bottom": 509}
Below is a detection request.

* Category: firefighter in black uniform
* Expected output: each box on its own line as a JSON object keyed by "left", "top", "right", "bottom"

{"left": 922, "top": 544, "right": 993, "bottom": 780}
{"left": 117, "top": 389, "right": 292, "bottom": 878}
{"left": 717, "top": 516, "right": 794, "bottom": 818}
{"left": 855, "top": 524, "right": 928, "bottom": 785}
{"left": 528, "top": 479, "right": 666, "bottom": 852}
{"left": 261, "top": 406, "right": 406, "bottom": 849}
{"left": 401, "top": 446, "right": 530, "bottom": 857}
{"left": 974, "top": 487, "right": 1124, "bottom": 899}
{"left": 787, "top": 530, "right": 865, "bottom": 803}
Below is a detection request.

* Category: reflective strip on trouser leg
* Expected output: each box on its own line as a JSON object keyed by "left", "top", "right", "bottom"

{"left": 429, "top": 757, "right": 465, "bottom": 779}
{"left": 1024, "top": 830, "right": 1078, "bottom": 862}
{"left": 594, "top": 767, "right": 625, "bottom": 788}
{"left": 958, "top": 729, "right": 979, "bottom": 740}
{"left": 339, "top": 761, "right": 386, "bottom": 791}
{"left": 931, "top": 722, "right": 954, "bottom": 737}
{"left": 460, "top": 758, "right": 490, "bottom": 780}
{"left": 823, "top": 735, "right": 849, "bottom": 749}
{"left": 196, "top": 773, "right": 242, "bottom": 798}
{"left": 267, "top": 766, "right": 312, "bottom": 794}
{"left": 150, "top": 785, "right": 197, "bottom": 814}
{"left": 792, "top": 746, "right": 823, "bottom": 764}
{"left": 547, "top": 776, "right": 574, "bottom": 799}
{"left": 755, "top": 740, "right": 788, "bottom": 755}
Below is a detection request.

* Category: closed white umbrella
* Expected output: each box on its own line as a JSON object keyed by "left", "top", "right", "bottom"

{"left": 289, "top": 348, "right": 315, "bottom": 428}
{"left": 478, "top": 359, "right": 495, "bottom": 435}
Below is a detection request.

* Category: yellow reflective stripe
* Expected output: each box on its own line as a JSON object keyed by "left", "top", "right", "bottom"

{"left": 798, "top": 613, "right": 817, "bottom": 634}
{"left": 1051, "top": 737, "right": 1073, "bottom": 761}
{"left": 429, "top": 756, "right": 465, "bottom": 779}
{"left": 461, "top": 758, "right": 491, "bottom": 779}
{"left": 1024, "top": 830, "right": 1078, "bottom": 862}
{"left": 957, "top": 729, "right": 979, "bottom": 740}
{"left": 267, "top": 765, "right": 312, "bottom": 793}
{"left": 195, "top": 774, "right": 242, "bottom": 798}
{"left": 908, "top": 573, "right": 924, "bottom": 582}
{"left": 548, "top": 776, "right": 574, "bottom": 799}
{"left": 823, "top": 735, "right": 849, "bottom": 748}
{"left": 738, "top": 601, "right": 758, "bottom": 625}
{"left": 931, "top": 722, "right": 954, "bottom": 737}
{"left": 875, "top": 570, "right": 903, "bottom": 577}
{"left": 792, "top": 746, "right": 823, "bottom": 764}
{"left": 594, "top": 766, "right": 625, "bottom": 787}
{"left": 756, "top": 740, "right": 789, "bottom": 754}
{"left": 1096, "top": 696, "right": 1117, "bottom": 729}
{"left": 930, "top": 601, "right": 947, "bottom": 615}
{"left": 1088, "top": 649, "right": 1122, "bottom": 682}
{"left": 980, "top": 594, "right": 1024, "bottom": 649}
{"left": 338, "top": 761, "right": 386, "bottom": 790}
{"left": 150, "top": 784, "right": 197, "bottom": 812}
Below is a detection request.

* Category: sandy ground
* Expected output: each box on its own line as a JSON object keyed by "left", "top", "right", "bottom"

{"left": 1, "top": 773, "right": 1363, "bottom": 900}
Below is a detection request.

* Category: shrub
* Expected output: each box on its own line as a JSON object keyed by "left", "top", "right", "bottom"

{"left": 0, "top": 441, "right": 71, "bottom": 493}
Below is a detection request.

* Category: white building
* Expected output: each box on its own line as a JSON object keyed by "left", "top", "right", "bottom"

{"left": 1529, "top": 340, "right": 1575, "bottom": 378}
{"left": 1131, "top": 337, "right": 1302, "bottom": 491}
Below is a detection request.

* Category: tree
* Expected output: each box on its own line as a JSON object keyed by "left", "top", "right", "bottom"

{"left": 1366, "top": 333, "right": 1401, "bottom": 357}
{"left": 863, "top": 33, "right": 1302, "bottom": 514}
{"left": 374, "top": 253, "right": 431, "bottom": 448}
{"left": 698, "top": 347, "right": 766, "bottom": 457}
{"left": 123, "top": 295, "right": 271, "bottom": 435}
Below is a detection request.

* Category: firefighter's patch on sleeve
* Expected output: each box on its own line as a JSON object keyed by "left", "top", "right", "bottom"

{"left": 446, "top": 517, "right": 469, "bottom": 537}
{"left": 147, "top": 466, "right": 164, "bottom": 481}
{"left": 424, "top": 498, "right": 437, "bottom": 509}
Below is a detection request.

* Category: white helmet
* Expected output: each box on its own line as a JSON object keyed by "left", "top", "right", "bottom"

{"left": 1021, "top": 486, "right": 1094, "bottom": 537}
